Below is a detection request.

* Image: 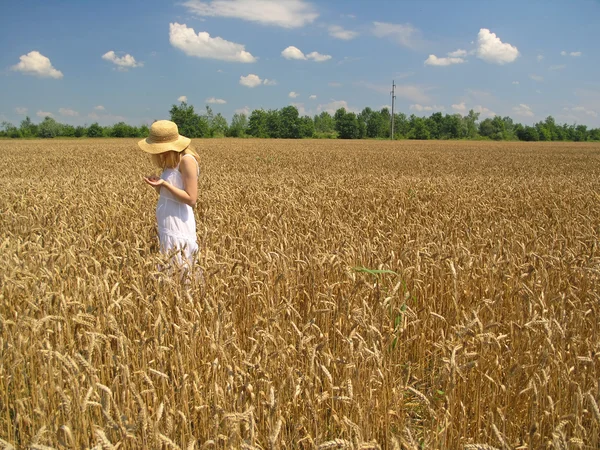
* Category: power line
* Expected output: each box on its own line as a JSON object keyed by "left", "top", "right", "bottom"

{"left": 390, "top": 80, "right": 396, "bottom": 140}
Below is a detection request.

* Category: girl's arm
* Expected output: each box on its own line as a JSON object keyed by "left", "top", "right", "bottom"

{"left": 146, "top": 157, "right": 198, "bottom": 206}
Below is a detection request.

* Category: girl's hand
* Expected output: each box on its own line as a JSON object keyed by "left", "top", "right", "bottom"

{"left": 144, "top": 175, "right": 164, "bottom": 187}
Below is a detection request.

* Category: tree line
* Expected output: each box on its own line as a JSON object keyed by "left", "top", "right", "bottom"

{"left": 2, "top": 102, "right": 599, "bottom": 142}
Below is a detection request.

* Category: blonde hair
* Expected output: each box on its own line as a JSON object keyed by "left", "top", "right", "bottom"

{"left": 151, "top": 145, "right": 200, "bottom": 170}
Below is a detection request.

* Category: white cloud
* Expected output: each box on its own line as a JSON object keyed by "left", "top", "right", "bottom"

{"left": 281, "top": 46, "right": 331, "bottom": 62}
{"left": 288, "top": 91, "right": 299, "bottom": 98}
{"left": 178, "top": 95, "right": 188, "bottom": 102}
{"left": 328, "top": 25, "right": 358, "bottom": 40}
{"left": 410, "top": 104, "right": 445, "bottom": 112}
{"left": 59, "top": 108, "right": 79, "bottom": 117}
{"left": 448, "top": 49, "right": 467, "bottom": 58}
{"left": 372, "top": 21, "right": 420, "bottom": 49}
{"left": 512, "top": 81, "right": 519, "bottom": 85}
{"left": 102, "top": 51, "right": 143, "bottom": 70}
{"left": 328, "top": 82, "right": 342, "bottom": 88}
{"left": 549, "top": 64, "right": 566, "bottom": 71}
{"left": 169, "top": 22, "right": 256, "bottom": 63}
{"left": 290, "top": 102, "right": 306, "bottom": 115}
{"left": 569, "top": 106, "right": 597, "bottom": 118}
{"left": 474, "top": 105, "right": 496, "bottom": 118}
{"left": 15, "top": 107, "right": 28, "bottom": 115}
{"left": 561, "top": 51, "right": 582, "bottom": 57}
{"left": 182, "top": 0, "right": 318, "bottom": 28}
{"left": 537, "top": 54, "right": 544, "bottom": 62}
{"left": 451, "top": 102, "right": 467, "bottom": 113}
{"left": 452, "top": 102, "right": 495, "bottom": 117}
{"left": 239, "top": 74, "right": 276, "bottom": 88}
{"left": 240, "top": 74, "right": 262, "bottom": 88}
{"left": 281, "top": 46, "right": 306, "bottom": 60}
{"left": 206, "top": 97, "right": 226, "bottom": 104}
{"left": 235, "top": 106, "right": 251, "bottom": 115}
{"left": 306, "top": 51, "right": 331, "bottom": 62}
{"left": 309, "top": 95, "right": 317, "bottom": 100}
{"left": 475, "top": 28, "right": 519, "bottom": 64}
{"left": 317, "top": 100, "right": 356, "bottom": 115}
{"left": 36, "top": 110, "right": 53, "bottom": 118}
{"left": 11, "top": 51, "right": 63, "bottom": 79}
{"left": 424, "top": 51, "right": 466, "bottom": 66}
{"left": 513, "top": 104, "right": 534, "bottom": 117}
{"left": 94, "top": 105, "right": 105, "bottom": 111}
{"left": 530, "top": 74, "right": 544, "bottom": 82}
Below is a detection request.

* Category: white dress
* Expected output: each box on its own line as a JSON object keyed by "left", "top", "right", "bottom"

{"left": 156, "top": 154, "right": 199, "bottom": 269}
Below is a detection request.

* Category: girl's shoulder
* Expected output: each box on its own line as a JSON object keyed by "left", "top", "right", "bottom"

{"left": 179, "top": 154, "right": 200, "bottom": 175}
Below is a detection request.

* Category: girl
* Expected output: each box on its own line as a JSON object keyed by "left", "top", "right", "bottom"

{"left": 138, "top": 120, "right": 201, "bottom": 274}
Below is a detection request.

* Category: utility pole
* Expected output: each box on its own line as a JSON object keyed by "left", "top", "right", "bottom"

{"left": 390, "top": 80, "right": 396, "bottom": 140}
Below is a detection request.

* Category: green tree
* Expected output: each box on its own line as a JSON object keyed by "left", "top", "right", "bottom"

{"left": 87, "top": 122, "right": 104, "bottom": 137}
{"left": 462, "top": 110, "right": 480, "bottom": 139}
{"left": 227, "top": 113, "right": 248, "bottom": 137}
{"left": 441, "top": 114, "right": 463, "bottom": 139}
{"left": 501, "top": 116, "right": 515, "bottom": 140}
{"left": 426, "top": 112, "right": 444, "bottom": 139}
{"left": 265, "top": 109, "right": 282, "bottom": 138}
{"left": 535, "top": 121, "right": 551, "bottom": 141}
{"left": 409, "top": 116, "right": 430, "bottom": 140}
{"left": 543, "top": 116, "right": 558, "bottom": 141}
{"left": 169, "top": 102, "right": 209, "bottom": 138}
{"left": 211, "top": 113, "right": 228, "bottom": 137}
{"left": 61, "top": 124, "right": 76, "bottom": 137}
{"left": 574, "top": 125, "right": 588, "bottom": 142}
{"left": 2, "top": 122, "right": 21, "bottom": 138}
{"left": 516, "top": 125, "right": 539, "bottom": 141}
{"left": 478, "top": 118, "right": 495, "bottom": 139}
{"left": 334, "top": 108, "right": 360, "bottom": 139}
{"left": 280, "top": 105, "right": 301, "bottom": 139}
{"left": 112, "top": 122, "right": 133, "bottom": 138}
{"left": 247, "top": 109, "right": 269, "bottom": 138}
{"left": 19, "top": 116, "right": 38, "bottom": 137}
{"left": 377, "top": 108, "right": 391, "bottom": 138}
{"left": 314, "top": 112, "right": 335, "bottom": 137}
{"left": 393, "top": 112, "right": 409, "bottom": 139}
{"left": 489, "top": 116, "right": 506, "bottom": 140}
{"left": 358, "top": 107, "right": 374, "bottom": 139}
{"left": 37, "top": 117, "right": 61, "bottom": 138}
{"left": 74, "top": 125, "right": 87, "bottom": 137}
{"left": 362, "top": 107, "right": 381, "bottom": 138}
{"left": 298, "top": 115, "right": 315, "bottom": 138}
{"left": 204, "top": 106, "right": 214, "bottom": 135}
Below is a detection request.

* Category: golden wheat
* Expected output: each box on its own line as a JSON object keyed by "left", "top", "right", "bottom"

{"left": 1, "top": 138, "right": 600, "bottom": 449}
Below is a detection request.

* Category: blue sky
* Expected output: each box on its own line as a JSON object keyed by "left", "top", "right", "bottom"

{"left": 1, "top": 0, "right": 599, "bottom": 127}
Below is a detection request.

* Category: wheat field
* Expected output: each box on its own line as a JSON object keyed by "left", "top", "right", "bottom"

{"left": 1, "top": 138, "right": 600, "bottom": 449}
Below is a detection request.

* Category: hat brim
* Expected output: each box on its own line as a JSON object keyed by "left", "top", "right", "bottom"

{"left": 137, "top": 135, "right": 191, "bottom": 154}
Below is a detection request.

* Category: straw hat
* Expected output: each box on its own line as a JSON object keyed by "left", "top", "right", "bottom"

{"left": 137, "top": 120, "right": 191, "bottom": 154}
